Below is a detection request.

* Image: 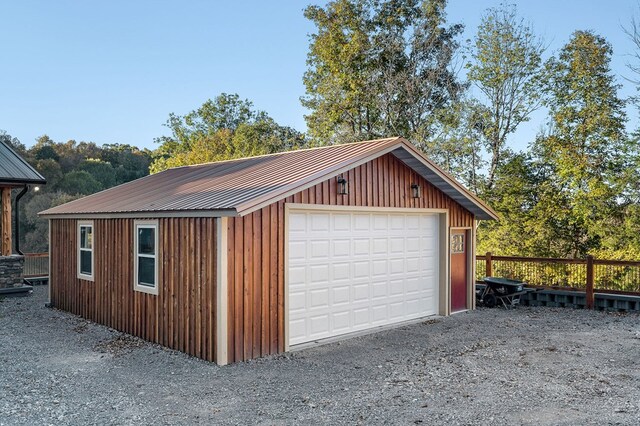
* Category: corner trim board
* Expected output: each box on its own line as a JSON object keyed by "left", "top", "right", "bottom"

{"left": 216, "top": 217, "right": 229, "bottom": 365}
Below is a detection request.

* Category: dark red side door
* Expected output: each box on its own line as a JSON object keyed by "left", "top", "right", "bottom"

{"left": 450, "top": 229, "right": 468, "bottom": 312}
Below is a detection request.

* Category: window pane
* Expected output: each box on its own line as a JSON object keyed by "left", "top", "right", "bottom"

{"left": 80, "top": 226, "right": 92, "bottom": 249}
{"left": 451, "top": 234, "right": 464, "bottom": 254}
{"left": 80, "top": 250, "right": 92, "bottom": 275}
{"left": 138, "top": 256, "right": 155, "bottom": 287}
{"left": 138, "top": 227, "right": 155, "bottom": 255}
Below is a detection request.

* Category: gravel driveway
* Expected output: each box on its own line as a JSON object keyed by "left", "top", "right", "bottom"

{"left": 1, "top": 286, "right": 639, "bottom": 425}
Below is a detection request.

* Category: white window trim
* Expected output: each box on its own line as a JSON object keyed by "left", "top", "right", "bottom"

{"left": 77, "top": 220, "right": 94, "bottom": 281}
{"left": 134, "top": 219, "right": 159, "bottom": 295}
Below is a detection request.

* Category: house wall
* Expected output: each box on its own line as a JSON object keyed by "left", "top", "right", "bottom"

{"left": 49, "top": 217, "right": 218, "bottom": 362}
{"left": 226, "top": 153, "right": 475, "bottom": 363}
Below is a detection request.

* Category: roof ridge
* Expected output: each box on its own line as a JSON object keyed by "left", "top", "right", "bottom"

{"left": 177, "top": 137, "right": 402, "bottom": 170}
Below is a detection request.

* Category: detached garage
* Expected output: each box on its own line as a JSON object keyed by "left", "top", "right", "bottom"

{"left": 40, "top": 137, "right": 497, "bottom": 365}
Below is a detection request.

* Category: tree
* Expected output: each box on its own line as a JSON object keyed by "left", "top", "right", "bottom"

{"left": 424, "top": 98, "right": 486, "bottom": 193}
{"left": 0, "top": 130, "right": 26, "bottom": 153}
{"left": 78, "top": 159, "right": 117, "bottom": 189}
{"left": 56, "top": 170, "right": 103, "bottom": 195}
{"left": 374, "top": 0, "right": 465, "bottom": 149}
{"left": 302, "top": 0, "right": 376, "bottom": 144}
{"left": 151, "top": 93, "right": 307, "bottom": 172}
{"left": 534, "top": 31, "right": 629, "bottom": 257}
{"left": 33, "top": 136, "right": 60, "bottom": 162}
{"left": 21, "top": 192, "right": 80, "bottom": 252}
{"left": 467, "top": 3, "right": 545, "bottom": 190}
{"left": 302, "top": 0, "right": 464, "bottom": 146}
{"left": 623, "top": 9, "right": 640, "bottom": 85}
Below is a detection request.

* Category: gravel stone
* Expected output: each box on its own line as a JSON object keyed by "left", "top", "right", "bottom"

{"left": 1, "top": 286, "right": 639, "bottom": 425}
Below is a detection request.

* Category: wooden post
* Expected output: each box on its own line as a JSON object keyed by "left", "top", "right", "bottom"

{"left": 586, "top": 255, "right": 594, "bottom": 309}
{"left": 1, "top": 187, "right": 11, "bottom": 256}
{"left": 486, "top": 251, "right": 492, "bottom": 277}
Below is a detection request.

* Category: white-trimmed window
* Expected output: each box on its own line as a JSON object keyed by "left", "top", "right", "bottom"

{"left": 77, "top": 221, "right": 94, "bottom": 281}
{"left": 134, "top": 220, "right": 159, "bottom": 295}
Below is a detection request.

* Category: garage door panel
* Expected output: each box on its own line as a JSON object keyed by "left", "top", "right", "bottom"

{"left": 332, "top": 239, "right": 350, "bottom": 256}
{"left": 353, "top": 214, "right": 370, "bottom": 231}
{"left": 389, "top": 237, "right": 405, "bottom": 253}
{"left": 289, "top": 241, "right": 307, "bottom": 259}
{"left": 332, "top": 262, "right": 350, "bottom": 281}
{"left": 406, "top": 258, "right": 420, "bottom": 273}
{"left": 372, "top": 305, "right": 388, "bottom": 323}
{"left": 390, "top": 216, "right": 405, "bottom": 230}
{"left": 308, "top": 264, "right": 328, "bottom": 283}
{"left": 372, "top": 259, "right": 387, "bottom": 277}
{"left": 309, "top": 288, "right": 329, "bottom": 308}
{"left": 289, "top": 319, "right": 306, "bottom": 340}
{"left": 353, "top": 238, "right": 370, "bottom": 256}
{"left": 389, "top": 258, "right": 404, "bottom": 275}
{"left": 352, "top": 283, "right": 369, "bottom": 302}
{"left": 373, "top": 215, "right": 388, "bottom": 230}
{"left": 353, "top": 261, "right": 371, "bottom": 278}
{"left": 289, "top": 290, "right": 306, "bottom": 312}
{"left": 289, "top": 266, "right": 306, "bottom": 285}
{"left": 289, "top": 214, "right": 307, "bottom": 232}
{"left": 333, "top": 214, "right": 350, "bottom": 231}
{"left": 310, "top": 240, "right": 330, "bottom": 258}
{"left": 288, "top": 210, "right": 439, "bottom": 346}
{"left": 372, "top": 281, "right": 388, "bottom": 298}
{"left": 310, "top": 213, "right": 330, "bottom": 231}
{"left": 389, "top": 302, "right": 405, "bottom": 319}
{"left": 332, "top": 286, "right": 350, "bottom": 304}
{"left": 310, "top": 315, "right": 329, "bottom": 335}
{"left": 389, "top": 278, "right": 404, "bottom": 295}
{"left": 372, "top": 238, "right": 387, "bottom": 254}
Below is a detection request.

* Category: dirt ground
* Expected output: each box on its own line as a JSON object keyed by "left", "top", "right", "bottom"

{"left": 1, "top": 286, "right": 639, "bottom": 425}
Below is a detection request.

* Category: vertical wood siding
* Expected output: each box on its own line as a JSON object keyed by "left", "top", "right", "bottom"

{"left": 49, "top": 217, "right": 217, "bottom": 362}
{"left": 226, "top": 153, "right": 475, "bottom": 363}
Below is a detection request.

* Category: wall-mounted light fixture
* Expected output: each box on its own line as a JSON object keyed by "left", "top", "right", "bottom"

{"left": 337, "top": 175, "right": 348, "bottom": 195}
{"left": 411, "top": 183, "right": 421, "bottom": 199}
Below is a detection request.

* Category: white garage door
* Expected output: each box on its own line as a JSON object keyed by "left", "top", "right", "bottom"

{"left": 287, "top": 209, "right": 439, "bottom": 346}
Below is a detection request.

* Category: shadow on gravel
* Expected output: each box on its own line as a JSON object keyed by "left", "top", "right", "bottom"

{"left": 0, "top": 286, "right": 638, "bottom": 425}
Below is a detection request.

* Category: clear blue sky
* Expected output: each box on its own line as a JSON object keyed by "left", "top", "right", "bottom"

{"left": 1, "top": 1, "right": 637, "bottom": 151}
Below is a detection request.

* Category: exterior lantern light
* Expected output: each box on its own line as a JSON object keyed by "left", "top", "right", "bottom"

{"left": 337, "top": 175, "right": 348, "bottom": 195}
{"left": 411, "top": 183, "right": 421, "bottom": 198}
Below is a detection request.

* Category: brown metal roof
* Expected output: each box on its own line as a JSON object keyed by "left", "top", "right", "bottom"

{"left": 40, "top": 137, "right": 498, "bottom": 220}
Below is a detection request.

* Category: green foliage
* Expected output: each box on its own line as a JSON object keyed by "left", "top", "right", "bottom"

{"left": 478, "top": 30, "right": 637, "bottom": 260}
{"left": 424, "top": 98, "right": 487, "bottom": 193}
{"left": 535, "top": 31, "right": 629, "bottom": 257}
{"left": 57, "top": 171, "right": 103, "bottom": 195}
{"left": 466, "top": 3, "right": 545, "bottom": 189}
{"left": 151, "top": 93, "right": 307, "bottom": 172}
{"left": 77, "top": 159, "right": 116, "bottom": 189}
{"left": 302, "top": 0, "right": 464, "bottom": 146}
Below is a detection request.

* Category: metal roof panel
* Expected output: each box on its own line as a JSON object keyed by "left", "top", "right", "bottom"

{"left": 0, "top": 142, "right": 46, "bottom": 185}
{"left": 40, "top": 137, "right": 498, "bottom": 220}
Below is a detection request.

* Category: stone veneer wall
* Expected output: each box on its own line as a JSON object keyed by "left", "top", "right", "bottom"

{"left": 0, "top": 255, "right": 25, "bottom": 288}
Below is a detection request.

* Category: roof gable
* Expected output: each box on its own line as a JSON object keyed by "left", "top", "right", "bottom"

{"left": 0, "top": 141, "right": 46, "bottom": 185}
{"left": 40, "top": 137, "right": 497, "bottom": 220}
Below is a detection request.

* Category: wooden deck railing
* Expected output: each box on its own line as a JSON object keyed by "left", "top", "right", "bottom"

{"left": 476, "top": 252, "right": 640, "bottom": 308}
{"left": 23, "top": 252, "right": 49, "bottom": 278}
